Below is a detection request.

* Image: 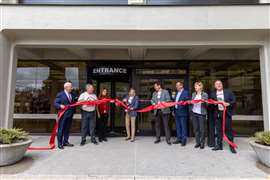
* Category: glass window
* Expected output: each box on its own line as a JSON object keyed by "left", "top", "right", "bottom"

{"left": 189, "top": 61, "right": 263, "bottom": 136}
{"left": 189, "top": 61, "right": 262, "bottom": 115}
{"left": 136, "top": 69, "right": 186, "bottom": 75}
{"left": 14, "top": 61, "right": 87, "bottom": 133}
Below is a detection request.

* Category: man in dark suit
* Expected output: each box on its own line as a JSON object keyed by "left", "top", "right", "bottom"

{"left": 173, "top": 81, "right": 189, "bottom": 146}
{"left": 54, "top": 82, "right": 76, "bottom": 149}
{"left": 210, "top": 80, "right": 237, "bottom": 154}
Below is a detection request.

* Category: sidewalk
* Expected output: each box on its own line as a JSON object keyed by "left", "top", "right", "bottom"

{"left": 0, "top": 136, "right": 269, "bottom": 179}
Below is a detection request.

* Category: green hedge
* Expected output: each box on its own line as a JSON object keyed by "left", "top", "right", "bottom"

{"left": 0, "top": 128, "right": 29, "bottom": 144}
{"left": 255, "top": 131, "right": 270, "bottom": 146}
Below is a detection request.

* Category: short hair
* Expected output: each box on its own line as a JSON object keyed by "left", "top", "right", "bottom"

{"left": 176, "top": 81, "right": 184, "bottom": 86}
{"left": 129, "top": 88, "right": 136, "bottom": 93}
{"left": 194, "top": 81, "right": 204, "bottom": 90}
{"left": 64, "top": 82, "right": 72, "bottom": 89}
{"left": 85, "top": 84, "right": 94, "bottom": 90}
{"left": 214, "top": 79, "right": 223, "bottom": 84}
{"left": 154, "top": 81, "right": 162, "bottom": 87}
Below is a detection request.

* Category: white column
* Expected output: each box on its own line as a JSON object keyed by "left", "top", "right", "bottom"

{"left": 0, "top": 0, "right": 18, "bottom": 3}
{"left": 260, "top": 0, "right": 270, "bottom": 3}
{"left": 0, "top": 32, "right": 17, "bottom": 128}
{"left": 260, "top": 34, "right": 270, "bottom": 131}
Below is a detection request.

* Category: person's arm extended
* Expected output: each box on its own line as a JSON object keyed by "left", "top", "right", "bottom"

{"left": 183, "top": 91, "right": 190, "bottom": 101}
{"left": 209, "top": 92, "right": 218, "bottom": 107}
{"left": 228, "top": 90, "right": 236, "bottom": 106}
{"left": 133, "top": 96, "right": 139, "bottom": 109}
{"left": 203, "top": 93, "right": 209, "bottom": 106}
{"left": 165, "top": 90, "right": 171, "bottom": 102}
{"left": 78, "top": 93, "right": 84, "bottom": 102}
{"left": 54, "top": 93, "right": 64, "bottom": 110}
{"left": 72, "top": 93, "right": 78, "bottom": 103}
{"left": 97, "top": 108, "right": 100, "bottom": 117}
{"left": 96, "top": 103, "right": 101, "bottom": 119}
{"left": 151, "top": 93, "right": 156, "bottom": 105}
{"left": 122, "top": 95, "right": 128, "bottom": 103}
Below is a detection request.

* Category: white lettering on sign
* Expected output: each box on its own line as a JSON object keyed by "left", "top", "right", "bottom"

{"left": 93, "top": 67, "right": 127, "bottom": 75}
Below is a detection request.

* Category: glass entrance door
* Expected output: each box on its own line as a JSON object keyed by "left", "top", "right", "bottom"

{"left": 114, "top": 82, "right": 130, "bottom": 129}
{"left": 97, "top": 80, "right": 130, "bottom": 135}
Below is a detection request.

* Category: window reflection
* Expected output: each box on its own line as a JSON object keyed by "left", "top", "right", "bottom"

{"left": 14, "top": 61, "right": 87, "bottom": 114}
{"left": 65, "top": 67, "right": 79, "bottom": 89}
{"left": 189, "top": 61, "right": 262, "bottom": 115}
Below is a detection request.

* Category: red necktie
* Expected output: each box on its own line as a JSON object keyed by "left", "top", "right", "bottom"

{"left": 68, "top": 94, "right": 72, "bottom": 103}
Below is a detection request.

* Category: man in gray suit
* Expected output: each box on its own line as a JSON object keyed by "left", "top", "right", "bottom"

{"left": 151, "top": 82, "right": 172, "bottom": 145}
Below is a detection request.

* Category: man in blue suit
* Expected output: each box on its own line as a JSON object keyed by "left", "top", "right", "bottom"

{"left": 54, "top": 82, "right": 76, "bottom": 149}
{"left": 173, "top": 81, "right": 189, "bottom": 146}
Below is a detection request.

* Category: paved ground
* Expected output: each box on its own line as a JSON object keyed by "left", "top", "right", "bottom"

{"left": 0, "top": 136, "right": 269, "bottom": 179}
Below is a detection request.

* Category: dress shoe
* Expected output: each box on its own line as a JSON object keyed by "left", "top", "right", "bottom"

{"left": 200, "top": 144, "right": 205, "bottom": 149}
{"left": 91, "top": 138, "right": 98, "bottom": 145}
{"left": 173, "top": 140, "right": 181, "bottom": 144}
{"left": 63, "top": 143, "right": 74, "bottom": 147}
{"left": 194, "top": 144, "right": 200, "bottom": 148}
{"left": 166, "top": 140, "right": 172, "bottom": 145}
{"left": 58, "top": 145, "right": 64, "bottom": 149}
{"left": 212, "top": 146, "right": 223, "bottom": 151}
{"left": 208, "top": 144, "right": 215, "bottom": 148}
{"left": 154, "top": 139, "right": 161, "bottom": 144}
{"left": 103, "top": 138, "right": 108, "bottom": 142}
{"left": 181, "top": 141, "right": 187, "bottom": 146}
{"left": 80, "top": 140, "right": 86, "bottom": 146}
{"left": 98, "top": 138, "right": 103, "bottom": 143}
{"left": 230, "top": 146, "right": 237, "bottom": 154}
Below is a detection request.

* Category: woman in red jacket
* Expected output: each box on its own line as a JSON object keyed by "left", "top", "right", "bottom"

{"left": 97, "top": 88, "right": 110, "bottom": 142}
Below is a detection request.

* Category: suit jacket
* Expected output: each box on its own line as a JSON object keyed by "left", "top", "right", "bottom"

{"left": 190, "top": 92, "right": 208, "bottom": 115}
{"left": 151, "top": 89, "right": 171, "bottom": 115}
{"left": 54, "top": 91, "right": 76, "bottom": 118}
{"left": 210, "top": 89, "right": 236, "bottom": 116}
{"left": 174, "top": 90, "right": 189, "bottom": 116}
{"left": 124, "top": 95, "right": 139, "bottom": 117}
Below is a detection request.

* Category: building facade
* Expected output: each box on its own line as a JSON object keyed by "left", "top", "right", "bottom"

{"left": 0, "top": 0, "right": 270, "bottom": 137}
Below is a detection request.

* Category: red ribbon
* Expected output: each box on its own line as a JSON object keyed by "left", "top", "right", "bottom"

{"left": 28, "top": 98, "right": 237, "bottom": 150}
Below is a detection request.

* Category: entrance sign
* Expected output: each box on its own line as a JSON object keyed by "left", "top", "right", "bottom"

{"left": 92, "top": 67, "right": 128, "bottom": 76}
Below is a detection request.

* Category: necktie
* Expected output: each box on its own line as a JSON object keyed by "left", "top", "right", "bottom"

{"left": 68, "top": 94, "right": 72, "bottom": 102}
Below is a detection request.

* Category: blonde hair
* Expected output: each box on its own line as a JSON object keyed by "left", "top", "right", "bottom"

{"left": 194, "top": 81, "right": 204, "bottom": 91}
